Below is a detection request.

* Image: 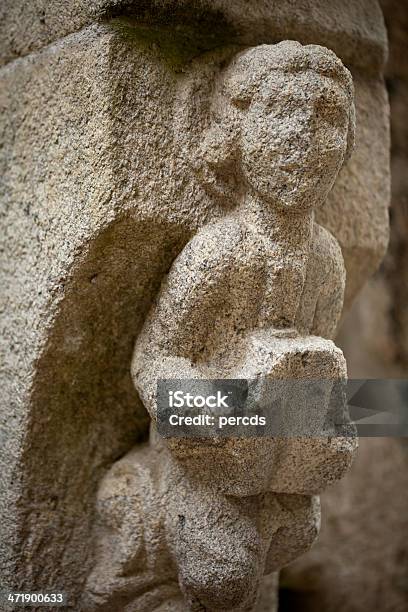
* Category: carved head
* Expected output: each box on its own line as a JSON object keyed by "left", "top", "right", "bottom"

{"left": 199, "top": 41, "right": 355, "bottom": 212}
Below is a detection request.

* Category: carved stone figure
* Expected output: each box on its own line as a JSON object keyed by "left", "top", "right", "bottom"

{"left": 84, "top": 42, "right": 357, "bottom": 611}
{"left": 0, "top": 1, "right": 390, "bottom": 609}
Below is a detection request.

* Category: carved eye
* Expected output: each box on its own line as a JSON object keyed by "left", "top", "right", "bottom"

{"left": 315, "top": 96, "right": 348, "bottom": 126}
{"left": 231, "top": 96, "right": 251, "bottom": 111}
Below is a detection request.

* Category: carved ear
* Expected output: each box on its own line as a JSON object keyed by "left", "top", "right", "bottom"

{"left": 192, "top": 123, "right": 241, "bottom": 205}
{"left": 222, "top": 72, "right": 254, "bottom": 110}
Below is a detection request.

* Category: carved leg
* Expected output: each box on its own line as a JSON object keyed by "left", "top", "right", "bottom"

{"left": 84, "top": 430, "right": 323, "bottom": 611}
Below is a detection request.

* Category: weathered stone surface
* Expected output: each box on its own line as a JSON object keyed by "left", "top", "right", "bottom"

{"left": 280, "top": 437, "right": 408, "bottom": 612}
{"left": 0, "top": 22, "right": 197, "bottom": 603}
{"left": 280, "top": 3, "right": 407, "bottom": 607}
{"left": 0, "top": 4, "right": 390, "bottom": 610}
{"left": 0, "top": 1, "right": 387, "bottom": 71}
{"left": 380, "top": 0, "right": 408, "bottom": 367}
{"left": 108, "top": 41, "right": 358, "bottom": 609}
{"left": 317, "top": 72, "right": 390, "bottom": 309}
{"left": 83, "top": 432, "right": 319, "bottom": 611}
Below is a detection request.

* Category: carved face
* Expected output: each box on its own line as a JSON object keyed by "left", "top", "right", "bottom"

{"left": 239, "top": 71, "right": 351, "bottom": 212}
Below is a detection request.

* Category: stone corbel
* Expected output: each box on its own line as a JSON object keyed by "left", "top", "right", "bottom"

{"left": 84, "top": 41, "right": 358, "bottom": 611}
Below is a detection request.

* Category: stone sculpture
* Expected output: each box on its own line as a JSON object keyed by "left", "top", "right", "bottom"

{"left": 84, "top": 42, "right": 358, "bottom": 611}
{"left": 0, "top": 0, "right": 391, "bottom": 608}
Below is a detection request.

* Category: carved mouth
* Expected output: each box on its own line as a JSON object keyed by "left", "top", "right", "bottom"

{"left": 278, "top": 162, "right": 301, "bottom": 171}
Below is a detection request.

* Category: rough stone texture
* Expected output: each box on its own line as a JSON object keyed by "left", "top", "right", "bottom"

{"left": 90, "top": 41, "right": 359, "bottom": 609}
{"left": 0, "top": 22, "right": 198, "bottom": 605}
{"left": 280, "top": 3, "right": 408, "bottom": 609}
{"left": 0, "top": 2, "right": 390, "bottom": 611}
{"left": 83, "top": 431, "right": 318, "bottom": 611}
{"left": 316, "top": 71, "right": 390, "bottom": 309}
{"left": 380, "top": 0, "right": 408, "bottom": 368}
{"left": 0, "top": 1, "right": 387, "bottom": 71}
{"left": 280, "top": 437, "right": 408, "bottom": 612}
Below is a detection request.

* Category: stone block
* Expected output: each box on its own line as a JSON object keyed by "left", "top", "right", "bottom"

{"left": 0, "top": 1, "right": 387, "bottom": 71}
{"left": 0, "top": 22, "right": 198, "bottom": 601}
